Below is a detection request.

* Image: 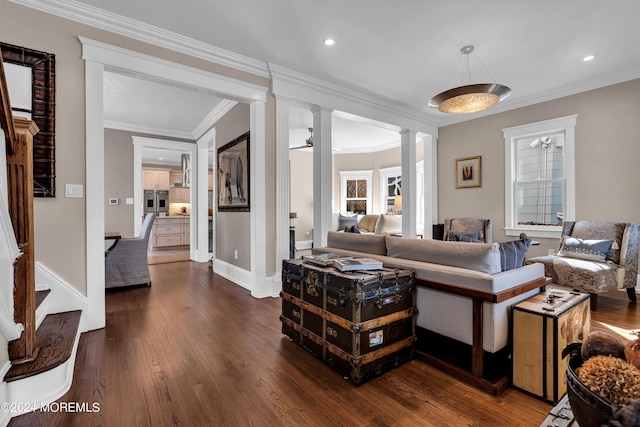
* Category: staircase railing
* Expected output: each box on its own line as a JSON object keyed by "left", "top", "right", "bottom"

{"left": 0, "top": 50, "right": 38, "bottom": 364}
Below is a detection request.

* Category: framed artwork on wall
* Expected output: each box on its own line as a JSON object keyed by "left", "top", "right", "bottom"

{"left": 217, "top": 131, "right": 250, "bottom": 212}
{"left": 1, "top": 42, "right": 56, "bottom": 197}
{"left": 455, "top": 156, "right": 481, "bottom": 188}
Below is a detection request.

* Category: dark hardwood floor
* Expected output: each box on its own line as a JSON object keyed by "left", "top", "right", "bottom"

{"left": 10, "top": 262, "right": 639, "bottom": 426}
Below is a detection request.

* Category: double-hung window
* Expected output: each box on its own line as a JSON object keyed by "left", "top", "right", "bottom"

{"left": 339, "top": 170, "right": 372, "bottom": 214}
{"left": 503, "top": 115, "right": 577, "bottom": 238}
{"left": 379, "top": 166, "right": 401, "bottom": 213}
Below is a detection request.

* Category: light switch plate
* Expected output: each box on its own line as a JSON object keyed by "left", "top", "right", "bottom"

{"left": 65, "top": 184, "right": 84, "bottom": 198}
{"left": 108, "top": 198, "right": 118, "bottom": 205}
{"left": 125, "top": 197, "right": 134, "bottom": 205}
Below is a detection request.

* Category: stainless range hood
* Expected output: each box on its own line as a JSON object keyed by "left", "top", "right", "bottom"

{"left": 171, "top": 153, "right": 191, "bottom": 188}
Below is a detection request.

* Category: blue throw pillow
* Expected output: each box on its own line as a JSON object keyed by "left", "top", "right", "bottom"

{"left": 557, "top": 237, "right": 614, "bottom": 262}
{"left": 498, "top": 239, "right": 532, "bottom": 271}
{"left": 447, "top": 230, "right": 481, "bottom": 242}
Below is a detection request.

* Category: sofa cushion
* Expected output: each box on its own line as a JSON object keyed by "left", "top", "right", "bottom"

{"left": 385, "top": 236, "right": 501, "bottom": 274}
{"left": 358, "top": 214, "right": 379, "bottom": 233}
{"left": 416, "top": 285, "right": 540, "bottom": 353}
{"left": 326, "top": 231, "right": 387, "bottom": 256}
{"left": 525, "top": 255, "right": 623, "bottom": 293}
{"left": 568, "top": 221, "right": 625, "bottom": 264}
{"left": 498, "top": 239, "right": 532, "bottom": 271}
{"left": 557, "top": 237, "right": 614, "bottom": 262}
{"left": 338, "top": 214, "right": 358, "bottom": 231}
{"left": 374, "top": 214, "right": 402, "bottom": 235}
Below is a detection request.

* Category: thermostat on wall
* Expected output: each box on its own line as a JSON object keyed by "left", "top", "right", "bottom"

{"left": 108, "top": 198, "right": 118, "bottom": 205}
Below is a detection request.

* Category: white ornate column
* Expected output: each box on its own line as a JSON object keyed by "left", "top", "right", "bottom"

{"left": 400, "top": 129, "right": 417, "bottom": 238}
{"left": 312, "top": 106, "right": 333, "bottom": 248}
{"left": 196, "top": 128, "right": 216, "bottom": 262}
{"left": 249, "top": 99, "right": 268, "bottom": 297}
{"left": 275, "top": 96, "right": 291, "bottom": 277}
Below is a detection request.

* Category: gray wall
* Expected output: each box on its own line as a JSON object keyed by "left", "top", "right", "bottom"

{"left": 438, "top": 79, "right": 640, "bottom": 258}
{"left": 289, "top": 150, "right": 313, "bottom": 242}
{"left": 104, "top": 129, "right": 136, "bottom": 237}
{"left": 215, "top": 103, "right": 251, "bottom": 269}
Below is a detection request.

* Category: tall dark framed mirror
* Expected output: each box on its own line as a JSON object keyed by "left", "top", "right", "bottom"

{"left": 1, "top": 41, "right": 56, "bottom": 197}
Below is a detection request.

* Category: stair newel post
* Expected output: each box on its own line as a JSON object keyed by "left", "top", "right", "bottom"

{"left": 7, "top": 116, "right": 39, "bottom": 364}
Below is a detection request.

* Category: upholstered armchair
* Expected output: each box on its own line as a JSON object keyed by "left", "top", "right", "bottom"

{"left": 105, "top": 213, "right": 157, "bottom": 288}
{"left": 525, "top": 221, "right": 639, "bottom": 310}
{"left": 443, "top": 218, "right": 492, "bottom": 243}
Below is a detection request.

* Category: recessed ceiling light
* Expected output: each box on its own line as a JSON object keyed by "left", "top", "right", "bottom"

{"left": 323, "top": 39, "right": 335, "bottom": 46}
{"left": 583, "top": 55, "right": 595, "bottom": 62}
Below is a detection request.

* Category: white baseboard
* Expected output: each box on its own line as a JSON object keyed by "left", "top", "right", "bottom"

{"left": 211, "top": 259, "right": 253, "bottom": 292}
{"left": 210, "top": 259, "right": 280, "bottom": 298}
{"left": 295, "top": 240, "right": 313, "bottom": 251}
{"left": 35, "top": 262, "right": 88, "bottom": 332}
{"left": 0, "top": 361, "right": 10, "bottom": 427}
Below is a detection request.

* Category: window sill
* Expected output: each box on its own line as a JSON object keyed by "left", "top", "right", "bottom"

{"left": 505, "top": 226, "right": 562, "bottom": 239}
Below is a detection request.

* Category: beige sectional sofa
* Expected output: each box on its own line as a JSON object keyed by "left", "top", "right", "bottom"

{"left": 313, "top": 231, "right": 546, "bottom": 394}
{"left": 331, "top": 213, "right": 403, "bottom": 235}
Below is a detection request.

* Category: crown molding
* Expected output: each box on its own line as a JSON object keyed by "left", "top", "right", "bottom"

{"left": 269, "top": 63, "right": 439, "bottom": 137}
{"left": 103, "top": 119, "right": 195, "bottom": 140}
{"left": 106, "top": 100, "right": 238, "bottom": 141}
{"left": 335, "top": 141, "right": 401, "bottom": 155}
{"left": 192, "top": 99, "right": 238, "bottom": 140}
{"left": 8, "top": 0, "right": 270, "bottom": 79}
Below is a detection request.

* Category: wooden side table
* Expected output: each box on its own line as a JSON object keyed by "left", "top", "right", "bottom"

{"left": 512, "top": 288, "right": 590, "bottom": 403}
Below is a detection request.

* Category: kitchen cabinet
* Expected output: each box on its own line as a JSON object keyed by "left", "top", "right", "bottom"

{"left": 169, "top": 169, "right": 190, "bottom": 203}
{"left": 151, "top": 216, "right": 190, "bottom": 248}
{"left": 169, "top": 187, "right": 190, "bottom": 203}
{"left": 143, "top": 169, "right": 170, "bottom": 190}
{"left": 169, "top": 170, "right": 182, "bottom": 185}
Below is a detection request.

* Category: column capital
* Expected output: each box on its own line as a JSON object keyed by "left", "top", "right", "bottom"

{"left": 311, "top": 105, "right": 334, "bottom": 114}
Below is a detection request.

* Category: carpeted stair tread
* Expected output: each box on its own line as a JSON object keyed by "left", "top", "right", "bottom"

{"left": 4, "top": 310, "right": 82, "bottom": 382}
{"left": 35, "top": 289, "right": 51, "bottom": 311}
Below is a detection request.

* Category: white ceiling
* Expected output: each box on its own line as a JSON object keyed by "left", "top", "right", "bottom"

{"left": 103, "top": 71, "right": 224, "bottom": 139}
{"left": 69, "top": 0, "right": 640, "bottom": 155}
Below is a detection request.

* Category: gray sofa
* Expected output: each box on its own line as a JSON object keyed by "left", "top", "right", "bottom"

{"left": 313, "top": 231, "right": 546, "bottom": 394}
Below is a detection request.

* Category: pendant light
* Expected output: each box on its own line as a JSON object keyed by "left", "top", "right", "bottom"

{"left": 429, "top": 45, "right": 511, "bottom": 114}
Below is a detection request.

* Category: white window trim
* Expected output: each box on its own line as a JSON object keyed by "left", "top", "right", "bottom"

{"left": 503, "top": 114, "right": 577, "bottom": 239}
{"left": 339, "top": 170, "right": 373, "bottom": 214}
{"left": 379, "top": 165, "right": 401, "bottom": 213}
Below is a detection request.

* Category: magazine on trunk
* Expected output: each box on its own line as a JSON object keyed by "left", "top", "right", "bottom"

{"left": 302, "top": 253, "right": 353, "bottom": 267}
{"left": 332, "top": 257, "right": 383, "bottom": 271}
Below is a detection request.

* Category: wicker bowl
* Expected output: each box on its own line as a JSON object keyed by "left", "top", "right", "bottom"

{"left": 565, "top": 346, "right": 613, "bottom": 427}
